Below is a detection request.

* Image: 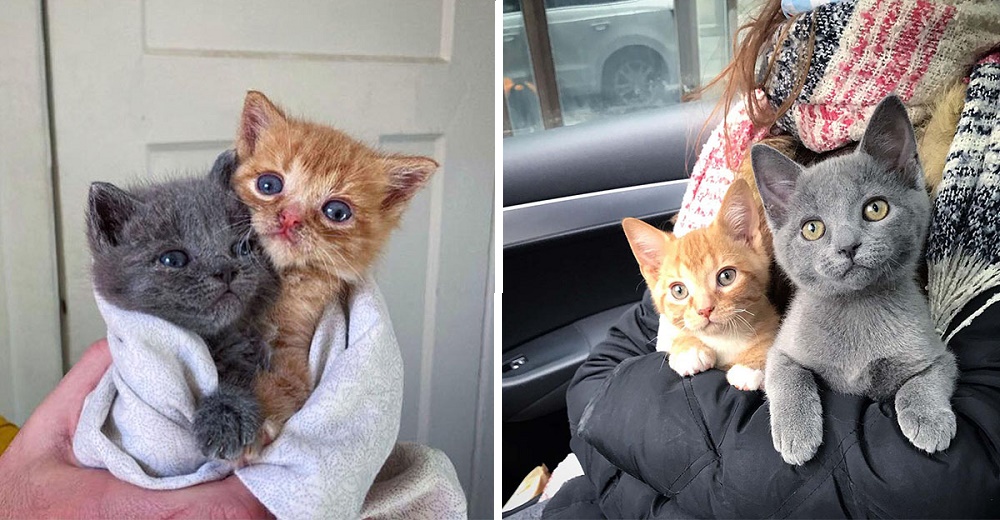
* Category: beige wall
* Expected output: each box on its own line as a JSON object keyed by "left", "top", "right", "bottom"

{"left": 0, "top": 0, "right": 63, "bottom": 426}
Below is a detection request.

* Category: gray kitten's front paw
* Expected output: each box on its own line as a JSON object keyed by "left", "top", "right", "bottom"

{"left": 770, "top": 402, "right": 823, "bottom": 465}
{"left": 193, "top": 389, "right": 261, "bottom": 461}
{"left": 897, "top": 404, "right": 956, "bottom": 454}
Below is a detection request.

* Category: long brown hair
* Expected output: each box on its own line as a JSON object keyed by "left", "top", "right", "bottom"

{"left": 695, "top": 0, "right": 819, "bottom": 168}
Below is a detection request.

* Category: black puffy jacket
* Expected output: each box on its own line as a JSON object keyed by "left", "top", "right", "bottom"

{"left": 542, "top": 288, "right": 1000, "bottom": 518}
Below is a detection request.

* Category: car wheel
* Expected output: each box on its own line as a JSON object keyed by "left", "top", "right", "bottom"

{"left": 602, "top": 47, "right": 667, "bottom": 108}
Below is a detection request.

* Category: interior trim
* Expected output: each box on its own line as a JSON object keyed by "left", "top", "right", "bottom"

{"left": 503, "top": 178, "right": 688, "bottom": 247}
{"left": 503, "top": 101, "right": 713, "bottom": 206}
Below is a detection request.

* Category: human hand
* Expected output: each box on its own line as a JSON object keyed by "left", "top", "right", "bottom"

{"left": 0, "top": 339, "right": 272, "bottom": 519}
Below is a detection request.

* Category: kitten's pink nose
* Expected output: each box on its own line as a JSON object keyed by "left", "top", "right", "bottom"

{"left": 697, "top": 306, "right": 714, "bottom": 319}
{"left": 278, "top": 209, "right": 302, "bottom": 230}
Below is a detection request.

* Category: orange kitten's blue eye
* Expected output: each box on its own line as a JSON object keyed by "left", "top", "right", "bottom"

{"left": 159, "top": 250, "right": 189, "bottom": 268}
{"left": 322, "top": 200, "right": 352, "bottom": 222}
{"left": 256, "top": 173, "right": 283, "bottom": 195}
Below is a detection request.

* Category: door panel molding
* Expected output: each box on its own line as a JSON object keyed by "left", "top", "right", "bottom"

{"left": 0, "top": 0, "right": 63, "bottom": 425}
{"left": 503, "top": 178, "right": 688, "bottom": 247}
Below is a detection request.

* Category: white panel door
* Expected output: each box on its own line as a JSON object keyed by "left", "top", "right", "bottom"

{"left": 0, "top": 0, "right": 63, "bottom": 426}
{"left": 46, "top": 1, "right": 493, "bottom": 516}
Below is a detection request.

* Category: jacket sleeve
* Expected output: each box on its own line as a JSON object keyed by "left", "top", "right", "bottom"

{"left": 570, "top": 288, "right": 1000, "bottom": 518}
{"left": 564, "top": 290, "right": 690, "bottom": 519}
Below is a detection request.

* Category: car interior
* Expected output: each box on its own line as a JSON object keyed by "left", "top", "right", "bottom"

{"left": 502, "top": 99, "right": 714, "bottom": 500}
{"left": 503, "top": 0, "right": 741, "bottom": 506}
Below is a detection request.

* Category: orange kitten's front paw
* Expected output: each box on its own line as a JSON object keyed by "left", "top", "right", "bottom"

{"left": 238, "top": 421, "right": 278, "bottom": 466}
{"left": 262, "top": 418, "right": 281, "bottom": 443}
{"left": 727, "top": 364, "right": 764, "bottom": 391}
{"left": 668, "top": 347, "right": 716, "bottom": 377}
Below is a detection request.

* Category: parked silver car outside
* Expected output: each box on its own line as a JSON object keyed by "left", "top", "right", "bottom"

{"left": 503, "top": 0, "right": 680, "bottom": 132}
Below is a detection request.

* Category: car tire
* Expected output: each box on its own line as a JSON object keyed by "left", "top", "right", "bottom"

{"left": 601, "top": 46, "right": 668, "bottom": 108}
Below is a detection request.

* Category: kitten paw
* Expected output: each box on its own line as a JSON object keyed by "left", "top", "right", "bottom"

{"left": 897, "top": 405, "right": 956, "bottom": 454}
{"left": 727, "top": 364, "right": 764, "bottom": 391}
{"left": 193, "top": 389, "right": 261, "bottom": 461}
{"left": 262, "top": 418, "right": 281, "bottom": 443}
{"left": 668, "top": 347, "right": 716, "bottom": 377}
{"left": 770, "top": 403, "right": 823, "bottom": 465}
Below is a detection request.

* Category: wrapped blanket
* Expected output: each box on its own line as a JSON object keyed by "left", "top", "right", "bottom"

{"left": 72, "top": 278, "right": 465, "bottom": 519}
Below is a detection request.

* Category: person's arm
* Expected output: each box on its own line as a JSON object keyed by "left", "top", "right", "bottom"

{"left": 573, "top": 288, "right": 1000, "bottom": 517}
{"left": 564, "top": 290, "right": 687, "bottom": 518}
{"left": 0, "top": 340, "right": 272, "bottom": 519}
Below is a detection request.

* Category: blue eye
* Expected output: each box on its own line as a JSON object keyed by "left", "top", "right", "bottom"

{"left": 231, "top": 239, "right": 252, "bottom": 257}
{"left": 322, "top": 200, "right": 352, "bottom": 222}
{"left": 159, "top": 250, "right": 189, "bottom": 268}
{"left": 256, "top": 173, "right": 283, "bottom": 195}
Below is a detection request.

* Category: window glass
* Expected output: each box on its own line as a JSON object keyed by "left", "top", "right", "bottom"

{"left": 544, "top": 0, "right": 681, "bottom": 127}
{"left": 503, "top": 0, "right": 756, "bottom": 137}
{"left": 503, "top": 0, "right": 545, "bottom": 134}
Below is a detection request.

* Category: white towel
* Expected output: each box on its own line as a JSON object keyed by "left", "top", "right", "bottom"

{"left": 73, "top": 278, "right": 465, "bottom": 519}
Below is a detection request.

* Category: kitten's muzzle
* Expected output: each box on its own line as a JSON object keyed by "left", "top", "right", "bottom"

{"left": 214, "top": 265, "right": 237, "bottom": 285}
{"left": 836, "top": 241, "right": 861, "bottom": 259}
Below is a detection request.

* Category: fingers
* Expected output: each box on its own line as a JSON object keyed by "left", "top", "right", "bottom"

{"left": 163, "top": 476, "right": 273, "bottom": 519}
{"left": 44, "top": 339, "right": 111, "bottom": 427}
{"left": 17, "top": 339, "right": 111, "bottom": 459}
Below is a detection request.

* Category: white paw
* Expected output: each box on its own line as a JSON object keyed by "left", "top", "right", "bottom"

{"left": 669, "top": 348, "right": 715, "bottom": 377}
{"left": 727, "top": 364, "right": 764, "bottom": 391}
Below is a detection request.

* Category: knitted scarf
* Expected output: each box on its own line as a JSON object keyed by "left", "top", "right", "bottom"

{"left": 673, "top": 0, "right": 1000, "bottom": 333}
{"left": 927, "top": 54, "right": 1000, "bottom": 339}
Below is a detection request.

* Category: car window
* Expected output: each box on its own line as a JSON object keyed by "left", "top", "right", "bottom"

{"left": 503, "top": 0, "right": 755, "bottom": 137}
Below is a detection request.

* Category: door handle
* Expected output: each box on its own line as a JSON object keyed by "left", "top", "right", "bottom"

{"left": 503, "top": 32, "right": 518, "bottom": 43}
{"left": 591, "top": 21, "right": 609, "bottom": 31}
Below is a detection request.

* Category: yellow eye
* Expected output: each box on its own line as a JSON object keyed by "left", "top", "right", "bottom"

{"left": 670, "top": 283, "right": 688, "bottom": 300}
{"left": 863, "top": 198, "right": 890, "bottom": 221}
{"left": 801, "top": 220, "right": 825, "bottom": 241}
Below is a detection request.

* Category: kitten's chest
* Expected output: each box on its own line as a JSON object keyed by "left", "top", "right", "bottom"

{"left": 784, "top": 295, "right": 927, "bottom": 397}
{"left": 271, "top": 271, "right": 344, "bottom": 346}
{"left": 699, "top": 333, "right": 748, "bottom": 367}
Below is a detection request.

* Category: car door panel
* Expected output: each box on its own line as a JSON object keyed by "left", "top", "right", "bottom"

{"left": 502, "top": 101, "right": 711, "bottom": 498}
{"left": 504, "top": 99, "right": 709, "bottom": 205}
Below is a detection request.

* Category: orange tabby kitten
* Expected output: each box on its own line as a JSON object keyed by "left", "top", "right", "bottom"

{"left": 230, "top": 91, "right": 437, "bottom": 439}
{"left": 622, "top": 179, "right": 778, "bottom": 390}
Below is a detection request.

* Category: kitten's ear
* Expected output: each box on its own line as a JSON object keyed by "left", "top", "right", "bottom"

{"left": 382, "top": 155, "right": 439, "bottom": 210}
{"left": 622, "top": 218, "right": 669, "bottom": 283}
{"left": 209, "top": 149, "right": 239, "bottom": 188}
{"left": 751, "top": 144, "right": 801, "bottom": 227}
{"left": 859, "top": 94, "right": 921, "bottom": 186}
{"left": 716, "top": 179, "right": 759, "bottom": 246}
{"left": 237, "top": 91, "right": 286, "bottom": 159}
{"left": 87, "top": 182, "right": 141, "bottom": 248}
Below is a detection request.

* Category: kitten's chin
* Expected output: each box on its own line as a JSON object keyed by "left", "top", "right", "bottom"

{"left": 206, "top": 292, "right": 245, "bottom": 327}
{"left": 260, "top": 234, "right": 308, "bottom": 270}
{"left": 814, "top": 264, "right": 876, "bottom": 294}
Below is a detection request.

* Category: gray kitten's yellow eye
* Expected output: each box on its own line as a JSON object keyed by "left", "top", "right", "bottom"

{"left": 863, "top": 198, "right": 890, "bottom": 221}
{"left": 669, "top": 282, "right": 688, "bottom": 300}
{"left": 717, "top": 268, "right": 737, "bottom": 287}
{"left": 801, "top": 220, "right": 825, "bottom": 241}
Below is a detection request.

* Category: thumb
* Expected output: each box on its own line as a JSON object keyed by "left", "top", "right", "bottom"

{"left": 18, "top": 339, "right": 111, "bottom": 454}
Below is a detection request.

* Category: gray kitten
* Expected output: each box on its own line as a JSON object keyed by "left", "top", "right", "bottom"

{"left": 86, "top": 150, "right": 278, "bottom": 461}
{"left": 751, "top": 95, "right": 957, "bottom": 465}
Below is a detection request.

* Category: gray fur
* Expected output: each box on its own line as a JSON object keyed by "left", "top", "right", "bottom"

{"left": 87, "top": 149, "right": 278, "bottom": 460}
{"left": 751, "top": 95, "right": 957, "bottom": 465}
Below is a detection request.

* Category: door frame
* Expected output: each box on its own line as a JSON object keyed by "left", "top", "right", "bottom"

{"left": 0, "top": 0, "right": 64, "bottom": 425}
